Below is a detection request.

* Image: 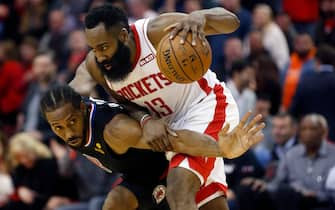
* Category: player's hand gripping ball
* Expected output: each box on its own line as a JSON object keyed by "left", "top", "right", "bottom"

{"left": 156, "top": 33, "right": 212, "bottom": 84}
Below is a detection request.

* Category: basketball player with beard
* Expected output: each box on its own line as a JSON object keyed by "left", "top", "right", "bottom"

{"left": 69, "top": 4, "right": 264, "bottom": 210}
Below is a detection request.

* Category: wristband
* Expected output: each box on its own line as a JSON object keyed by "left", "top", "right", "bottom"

{"left": 140, "top": 114, "right": 152, "bottom": 128}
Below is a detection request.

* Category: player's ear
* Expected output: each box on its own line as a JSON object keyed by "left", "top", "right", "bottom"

{"left": 118, "top": 28, "right": 129, "bottom": 43}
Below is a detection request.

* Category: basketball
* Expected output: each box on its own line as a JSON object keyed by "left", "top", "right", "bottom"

{"left": 156, "top": 33, "right": 212, "bottom": 84}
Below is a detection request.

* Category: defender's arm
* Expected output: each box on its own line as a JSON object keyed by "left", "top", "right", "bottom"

{"left": 103, "top": 113, "right": 223, "bottom": 156}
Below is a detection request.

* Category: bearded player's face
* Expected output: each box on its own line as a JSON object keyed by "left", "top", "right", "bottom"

{"left": 85, "top": 23, "right": 132, "bottom": 81}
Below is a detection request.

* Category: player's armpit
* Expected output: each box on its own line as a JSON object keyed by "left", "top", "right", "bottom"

{"left": 103, "top": 114, "right": 145, "bottom": 154}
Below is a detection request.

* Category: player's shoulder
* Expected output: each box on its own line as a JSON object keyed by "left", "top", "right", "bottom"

{"left": 85, "top": 51, "right": 107, "bottom": 85}
{"left": 88, "top": 97, "right": 124, "bottom": 110}
{"left": 86, "top": 51, "right": 98, "bottom": 72}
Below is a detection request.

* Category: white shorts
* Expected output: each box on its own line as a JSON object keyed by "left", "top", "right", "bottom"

{"left": 169, "top": 82, "right": 239, "bottom": 207}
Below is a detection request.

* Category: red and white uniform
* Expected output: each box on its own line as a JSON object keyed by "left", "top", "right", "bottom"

{"left": 105, "top": 18, "right": 239, "bottom": 206}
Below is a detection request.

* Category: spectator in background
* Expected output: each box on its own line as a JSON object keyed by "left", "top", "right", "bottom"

{"left": 281, "top": 33, "right": 316, "bottom": 112}
{"left": 17, "top": 0, "right": 49, "bottom": 40}
{"left": 183, "top": 0, "right": 202, "bottom": 14}
{"left": 239, "top": 114, "right": 335, "bottom": 210}
{"left": 50, "top": 0, "right": 91, "bottom": 30}
{"left": 219, "top": 0, "right": 251, "bottom": 40}
{"left": 222, "top": 37, "right": 244, "bottom": 80}
{"left": 315, "top": 0, "right": 335, "bottom": 48}
{"left": 282, "top": 0, "right": 319, "bottom": 36}
{"left": 253, "top": 55, "right": 282, "bottom": 115}
{"left": 16, "top": 52, "right": 60, "bottom": 144}
{"left": 270, "top": 113, "right": 297, "bottom": 162}
{"left": 253, "top": 94, "right": 273, "bottom": 168}
{"left": 252, "top": 4, "right": 289, "bottom": 70}
{"left": 19, "top": 36, "right": 39, "bottom": 86}
{"left": 325, "top": 165, "right": 335, "bottom": 208}
{"left": 227, "top": 59, "right": 256, "bottom": 118}
{"left": 39, "top": 9, "right": 70, "bottom": 70}
{"left": 0, "top": 1, "right": 20, "bottom": 42}
{"left": 0, "top": 131, "right": 13, "bottom": 207}
{"left": 208, "top": 0, "right": 251, "bottom": 80}
{"left": 245, "top": 29, "right": 269, "bottom": 63}
{"left": 224, "top": 149, "right": 265, "bottom": 210}
{"left": 290, "top": 45, "right": 335, "bottom": 142}
{"left": 0, "top": 132, "right": 72, "bottom": 210}
{"left": 127, "top": 0, "right": 158, "bottom": 23}
{"left": 0, "top": 40, "right": 26, "bottom": 137}
{"left": 64, "top": 30, "right": 88, "bottom": 82}
{"left": 276, "top": 12, "right": 297, "bottom": 53}
{"left": 265, "top": 112, "right": 298, "bottom": 180}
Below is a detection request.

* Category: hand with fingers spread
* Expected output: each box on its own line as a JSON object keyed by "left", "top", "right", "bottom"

{"left": 165, "top": 11, "right": 207, "bottom": 46}
{"left": 218, "top": 112, "right": 265, "bottom": 159}
{"left": 142, "top": 118, "right": 173, "bottom": 152}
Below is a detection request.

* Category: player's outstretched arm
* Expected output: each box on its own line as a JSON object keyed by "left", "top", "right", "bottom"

{"left": 104, "top": 112, "right": 264, "bottom": 158}
{"left": 164, "top": 112, "right": 264, "bottom": 158}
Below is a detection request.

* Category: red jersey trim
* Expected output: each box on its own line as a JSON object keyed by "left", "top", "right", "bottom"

{"left": 204, "top": 84, "right": 227, "bottom": 140}
{"left": 196, "top": 182, "right": 228, "bottom": 204}
{"left": 130, "top": 24, "right": 141, "bottom": 70}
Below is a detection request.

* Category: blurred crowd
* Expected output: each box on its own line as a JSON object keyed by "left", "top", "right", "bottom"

{"left": 0, "top": 0, "right": 335, "bottom": 210}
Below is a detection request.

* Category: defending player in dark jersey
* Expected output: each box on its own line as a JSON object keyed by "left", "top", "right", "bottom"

{"left": 41, "top": 86, "right": 170, "bottom": 210}
{"left": 40, "top": 85, "right": 265, "bottom": 210}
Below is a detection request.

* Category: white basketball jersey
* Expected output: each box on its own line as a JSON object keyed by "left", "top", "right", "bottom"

{"left": 105, "top": 18, "right": 223, "bottom": 123}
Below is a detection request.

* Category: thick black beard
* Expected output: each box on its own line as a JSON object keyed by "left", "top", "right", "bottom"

{"left": 96, "top": 40, "right": 132, "bottom": 82}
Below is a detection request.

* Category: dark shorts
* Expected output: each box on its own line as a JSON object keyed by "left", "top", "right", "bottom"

{"left": 119, "top": 178, "right": 169, "bottom": 210}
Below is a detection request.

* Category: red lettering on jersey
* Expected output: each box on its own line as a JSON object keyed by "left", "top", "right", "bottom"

{"left": 117, "top": 90, "right": 129, "bottom": 99}
{"left": 141, "top": 76, "right": 157, "bottom": 93}
{"left": 127, "top": 84, "right": 141, "bottom": 99}
{"left": 114, "top": 73, "right": 173, "bottom": 101}
{"left": 120, "top": 87, "right": 133, "bottom": 100}
{"left": 144, "top": 97, "right": 173, "bottom": 117}
{"left": 158, "top": 73, "right": 173, "bottom": 86}
{"left": 150, "top": 74, "right": 163, "bottom": 89}
{"left": 133, "top": 81, "right": 148, "bottom": 97}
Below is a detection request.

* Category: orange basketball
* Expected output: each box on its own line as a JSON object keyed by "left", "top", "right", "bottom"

{"left": 156, "top": 33, "right": 212, "bottom": 84}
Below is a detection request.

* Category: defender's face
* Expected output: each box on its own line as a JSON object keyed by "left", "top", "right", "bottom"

{"left": 46, "top": 103, "right": 85, "bottom": 148}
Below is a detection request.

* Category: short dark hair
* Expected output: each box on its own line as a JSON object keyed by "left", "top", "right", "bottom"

{"left": 84, "top": 4, "right": 129, "bottom": 32}
{"left": 273, "top": 112, "right": 297, "bottom": 125}
{"left": 231, "top": 59, "right": 250, "bottom": 75}
{"left": 40, "top": 85, "right": 82, "bottom": 116}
